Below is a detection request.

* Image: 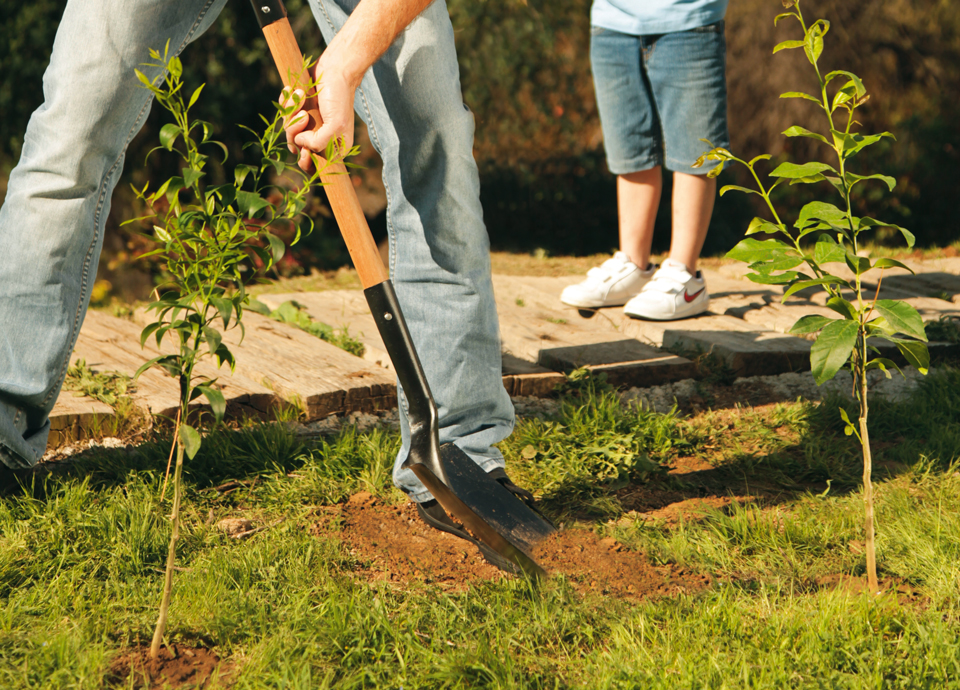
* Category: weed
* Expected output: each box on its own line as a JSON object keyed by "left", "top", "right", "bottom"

{"left": 248, "top": 298, "right": 365, "bottom": 358}
{"left": 925, "top": 314, "right": 960, "bottom": 343}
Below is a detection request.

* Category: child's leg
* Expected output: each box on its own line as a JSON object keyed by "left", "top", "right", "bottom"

{"left": 668, "top": 171, "right": 717, "bottom": 272}
{"left": 618, "top": 167, "right": 662, "bottom": 269}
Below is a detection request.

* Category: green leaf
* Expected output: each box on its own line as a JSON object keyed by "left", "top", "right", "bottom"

{"left": 159, "top": 123, "right": 181, "bottom": 151}
{"left": 182, "top": 167, "right": 204, "bottom": 188}
{"left": 236, "top": 190, "right": 271, "bottom": 218}
{"left": 846, "top": 172, "right": 896, "bottom": 192}
{"left": 814, "top": 238, "right": 847, "bottom": 265}
{"left": 874, "top": 300, "right": 927, "bottom": 341}
{"left": 751, "top": 255, "right": 804, "bottom": 273}
{"left": 198, "top": 386, "right": 226, "bottom": 422}
{"left": 719, "top": 185, "right": 759, "bottom": 197}
{"left": 789, "top": 314, "right": 834, "bottom": 334}
{"left": 769, "top": 161, "right": 836, "bottom": 179}
{"left": 746, "top": 271, "right": 799, "bottom": 285}
{"left": 746, "top": 217, "right": 781, "bottom": 236}
{"left": 896, "top": 340, "right": 929, "bottom": 374}
{"left": 179, "top": 424, "right": 202, "bottom": 460}
{"left": 774, "top": 11, "right": 797, "bottom": 26}
{"left": 265, "top": 232, "right": 286, "bottom": 264}
{"left": 840, "top": 132, "right": 894, "bottom": 158}
{"left": 796, "top": 201, "right": 847, "bottom": 230}
{"left": 246, "top": 298, "right": 272, "bottom": 316}
{"left": 139, "top": 323, "right": 162, "bottom": 348}
{"left": 188, "top": 84, "right": 205, "bottom": 108}
{"left": 804, "top": 20, "right": 828, "bottom": 64}
{"left": 780, "top": 91, "right": 821, "bottom": 103}
{"left": 214, "top": 343, "right": 236, "bottom": 372}
{"left": 773, "top": 39, "right": 805, "bottom": 54}
{"left": 824, "top": 70, "right": 866, "bottom": 97}
{"left": 783, "top": 126, "right": 829, "bottom": 145}
{"left": 858, "top": 218, "right": 915, "bottom": 247}
{"left": 826, "top": 296, "right": 859, "bottom": 320}
{"left": 725, "top": 238, "right": 791, "bottom": 264}
{"left": 810, "top": 320, "right": 858, "bottom": 385}
{"left": 844, "top": 252, "right": 872, "bottom": 276}
{"left": 783, "top": 276, "right": 846, "bottom": 300}
{"left": 838, "top": 406, "right": 857, "bottom": 436}
{"left": 234, "top": 164, "right": 257, "bottom": 188}
{"left": 866, "top": 357, "right": 902, "bottom": 379}
{"left": 202, "top": 326, "right": 223, "bottom": 354}
{"left": 872, "top": 258, "right": 913, "bottom": 273}
{"left": 210, "top": 296, "right": 232, "bottom": 329}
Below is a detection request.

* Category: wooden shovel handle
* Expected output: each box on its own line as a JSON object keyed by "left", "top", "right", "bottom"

{"left": 260, "top": 17, "right": 388, "bottom": 288}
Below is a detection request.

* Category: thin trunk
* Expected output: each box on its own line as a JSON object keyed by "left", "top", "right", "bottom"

{"left": 857, "top": 338, "right": 879, "bottom": 594}
{"left": 150, "top": 437, "right": 185, "bottom": 659}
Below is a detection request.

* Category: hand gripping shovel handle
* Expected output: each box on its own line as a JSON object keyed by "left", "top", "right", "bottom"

{"left": 251, "top": 0, "right": 555, "bottom": 578}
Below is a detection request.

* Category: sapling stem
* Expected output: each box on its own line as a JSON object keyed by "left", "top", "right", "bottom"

{"left": 150, "top": 434, "right": 185, "bottom": 659}
{"left": 857, "top": 335, "right": 879, "bottom": 593}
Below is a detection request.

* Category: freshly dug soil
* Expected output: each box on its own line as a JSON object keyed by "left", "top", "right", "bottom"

{"left": 327, "top": 491, "right": 505, "bottom": 588}
{"left": 531, "top": 529, "right": 712, "bottom": 600}
{"left": 108, "top": 644, "right": 229, "bottom": 689}
{"left": 326, "top": 492, "right": 713, "bottom": 600}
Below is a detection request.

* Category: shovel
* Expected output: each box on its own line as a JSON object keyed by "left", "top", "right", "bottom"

{"left": 250, "top": 0, "right": 556, "bottom": 577}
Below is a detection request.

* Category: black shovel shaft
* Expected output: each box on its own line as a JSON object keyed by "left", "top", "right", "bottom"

{"left": 365, "top": 281, "right": 446, "bottom": 484}
{"left": 251, "top": 0, "right": 287, "bottom": 29}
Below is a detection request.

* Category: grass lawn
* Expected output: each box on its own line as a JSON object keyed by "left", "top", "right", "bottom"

{"left": 3, "top": 370, "right": 960, "bottom": 688}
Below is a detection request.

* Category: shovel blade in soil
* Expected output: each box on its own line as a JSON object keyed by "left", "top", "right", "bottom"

{"left": 406, "top": 443, "right": 556, "bottom": 578}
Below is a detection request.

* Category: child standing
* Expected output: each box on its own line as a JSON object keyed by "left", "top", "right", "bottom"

{"left": 560, "top": 0, "right": 729, "bottom": 320}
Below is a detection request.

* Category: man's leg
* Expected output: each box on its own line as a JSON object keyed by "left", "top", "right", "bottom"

{"left": 308, "top": 0, "right": 514, "bottom": 502}
{"left": 0, "top": 0, "right": 227, "bottom": 469}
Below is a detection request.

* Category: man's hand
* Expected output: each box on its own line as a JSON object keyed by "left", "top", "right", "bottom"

{"left": 281, "top": 57, "right": 360, "bottom": 173}
{"left": 279, "top": 0, "right": 434, "bottom": 173}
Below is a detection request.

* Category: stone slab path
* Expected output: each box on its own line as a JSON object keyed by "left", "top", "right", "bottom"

{"left": 49, "top": 256, "right": 960, "bottom": 449}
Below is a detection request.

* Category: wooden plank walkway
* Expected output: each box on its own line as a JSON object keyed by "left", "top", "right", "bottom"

{"left": 49, "top": 257, "right": 960, "bottom": 451}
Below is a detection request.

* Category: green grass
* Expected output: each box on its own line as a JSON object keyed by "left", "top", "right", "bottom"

{"left": 3, "top": 372, "right": 960, "bottom": 687}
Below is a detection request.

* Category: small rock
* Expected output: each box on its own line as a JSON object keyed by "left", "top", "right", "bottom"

{"left": 347, "top": 491, "right": 377, "bottom": 507}
{"left": 216, "top": 518, "right": 254, "bottom": 537}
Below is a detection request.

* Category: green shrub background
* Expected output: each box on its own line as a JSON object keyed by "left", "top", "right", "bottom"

{"left": 1, "top": 0, "right": 957, "bottom": 299}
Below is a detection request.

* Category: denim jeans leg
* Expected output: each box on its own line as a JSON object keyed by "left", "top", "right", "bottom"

{"left": 0, "top": 0, "right": 227, "bottom": 469}
{"left": 308, "top": 0, "right": 515, "bottom": 502}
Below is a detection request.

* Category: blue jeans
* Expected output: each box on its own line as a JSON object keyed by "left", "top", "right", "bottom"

{"left": 590, "top": 21, "right": 729, "bottom": 175}
{"left": 0, "top": 0, "right": 513, "bottom": 502}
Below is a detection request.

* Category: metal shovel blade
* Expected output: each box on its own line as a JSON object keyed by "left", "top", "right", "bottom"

{"left": 367, "top": 281, "right": 556, "bottom": 577}
{"left": 407, "top": 443, "right": 556, "bottom": 578}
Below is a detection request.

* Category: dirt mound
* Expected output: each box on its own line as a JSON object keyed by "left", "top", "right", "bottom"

{"left": 324, "top": 492, "right": 713, "bottom": 600}
{"left": 532, "top": 529, "right": 713, "bottom": 600}
{"left": 108, "top": 644, "right": 230, "bottom": 688}
{"left": 327, "top": 491, "right": 506, "bottom": 589}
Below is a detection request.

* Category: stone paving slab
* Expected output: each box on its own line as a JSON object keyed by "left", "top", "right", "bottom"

{"left": 49, "top": 258, "right": 960, "bottom": 450}
{"left": 48, "top": 392, "right": 115, "bottom": 447}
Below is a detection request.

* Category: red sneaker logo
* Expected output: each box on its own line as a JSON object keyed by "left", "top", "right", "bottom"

{"left": 684, "top": 288, "right": 705, "bottom": 303}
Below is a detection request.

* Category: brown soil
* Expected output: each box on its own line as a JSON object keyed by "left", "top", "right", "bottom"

{"left": 616, "top": 451, "right": 798, "bottom": 527}
{"left": 108, "top": 644, "right": 230, "bottom": 689}
{"left": 323, "top": 491, "right": 506, "bottom": 589}
{"left": 321, "top": 492, "right": 713, "bottom": 601}
{"left": 531, "top": 529, "right": 713, "bottom": 600}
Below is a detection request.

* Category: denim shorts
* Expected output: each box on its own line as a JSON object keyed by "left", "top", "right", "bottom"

{"left": 590, "top": 21, "right": 730, "bottom": 175}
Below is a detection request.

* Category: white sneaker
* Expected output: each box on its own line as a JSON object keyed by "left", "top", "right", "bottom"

{"left": 623, "top": 258, "right": 710, "bottom": 321}
{"left": 560, "top": 252, "right": 657, "bottom": 309}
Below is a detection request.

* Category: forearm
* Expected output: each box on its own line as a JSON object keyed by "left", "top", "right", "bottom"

{"left": 321, "top": 0, "right": 435, "bottom": 87}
